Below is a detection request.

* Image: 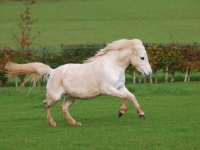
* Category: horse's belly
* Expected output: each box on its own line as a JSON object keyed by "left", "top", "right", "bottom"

{"left": 62, "top": 78, "right": 101, "bottom": 99}
{"left": 64, "top": 86, "right": 101, "bottom": 99}
{"left": 54, "top": 63, "right": 101, "bottom": 99}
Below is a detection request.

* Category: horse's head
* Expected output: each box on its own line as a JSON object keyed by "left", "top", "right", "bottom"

{"left": 130, "top": 39, "right": 152, "bottom": 76}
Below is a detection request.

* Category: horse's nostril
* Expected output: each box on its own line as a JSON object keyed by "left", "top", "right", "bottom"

{"left": 145, "top": 72, "right": 152, "bottom": 76}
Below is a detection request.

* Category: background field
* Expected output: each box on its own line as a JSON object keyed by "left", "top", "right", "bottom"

{"left": 0, "top": 82, "right": 200, "bottom": 150}
{"left": 0, "top": 0, "right": 200, "bottom": 47}
{"left": 1, "top": 1, "right": 200, "bottom": 149}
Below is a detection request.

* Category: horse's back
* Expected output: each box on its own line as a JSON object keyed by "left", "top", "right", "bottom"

{"left": 47, "top": 63, "right": 101, "bottom": 99}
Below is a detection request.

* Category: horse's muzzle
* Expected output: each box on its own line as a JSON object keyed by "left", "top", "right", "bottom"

{"left": 144, "top": 71, "right": 152, "bottom": 76}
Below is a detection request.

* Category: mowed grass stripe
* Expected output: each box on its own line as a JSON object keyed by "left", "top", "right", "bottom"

{"left": 0, "top": 0, "right": 200, "bottom": 47}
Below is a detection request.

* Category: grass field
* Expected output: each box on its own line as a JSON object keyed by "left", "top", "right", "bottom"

{"left": 0, "top": 0, "right": 200, "bottom": 47}
{"left": 0, "top": 82, "right": 200, "bottom": 150}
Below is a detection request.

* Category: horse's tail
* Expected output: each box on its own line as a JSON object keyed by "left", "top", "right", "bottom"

{"left": 5, "top": 62, "right": 53, "bottom": 86}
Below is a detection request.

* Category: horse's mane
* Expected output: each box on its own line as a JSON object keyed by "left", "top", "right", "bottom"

{"left": 84, "top": 39, "right": 139, "bottom": 63}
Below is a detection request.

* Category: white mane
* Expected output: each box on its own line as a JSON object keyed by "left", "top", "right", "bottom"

{"left": 84, "top": 39, "right": 143, "bottom": 63}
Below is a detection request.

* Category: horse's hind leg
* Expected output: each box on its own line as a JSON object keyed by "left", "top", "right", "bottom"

{"left": 43, "top": 99, "right": 57, "bottom": 127}
{"left": 61, "top": 97, "right": 81, "bottom": 126}
{"left": 118, "top": 98, "right": 128, "bottom": 118}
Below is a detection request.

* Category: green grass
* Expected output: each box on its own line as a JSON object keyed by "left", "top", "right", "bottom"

{"left": 0, "top": 0, "right": 200, "bottom": 47}
{"left": 0, "top": 82, "right": 200, "bottom": 149}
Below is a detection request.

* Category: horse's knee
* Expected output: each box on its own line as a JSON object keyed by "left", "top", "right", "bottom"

{"left": 43, "top": 100, "right": 48, "bottom": 108}
{"left": 43, "top": 98, "right": 57, "bottom": 108}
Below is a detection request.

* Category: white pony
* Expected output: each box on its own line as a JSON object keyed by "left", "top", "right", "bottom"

{"left": 6, "top": 39, "right": 152, "bottom": 127}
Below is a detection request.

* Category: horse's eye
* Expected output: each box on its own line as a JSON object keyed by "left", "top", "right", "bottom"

{"left": 140, "top": 57, "right": 144, "bottom": 60}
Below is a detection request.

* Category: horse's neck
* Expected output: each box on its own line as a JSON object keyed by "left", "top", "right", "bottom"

{"left": 103, "top": 50, "right": 131, "bottom": 69}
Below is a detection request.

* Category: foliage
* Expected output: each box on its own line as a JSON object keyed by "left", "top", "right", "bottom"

{"left": 61, "top": 44, "right": 106, "bottom": 64}
{"left": 0, "top": 45, "right": 32, "bottom": 86}
{"left": 0, "top": 0, "right": 40, "bottom": 86}
{"left": 0, "top": 43, "right": 200, "bottom": 86}
{"left": 11, "top": 0, "right": 40, "bottom": 48}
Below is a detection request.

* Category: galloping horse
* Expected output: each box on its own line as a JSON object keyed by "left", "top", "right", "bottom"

{"left": 6, "top": 39, "right": 152, "bottom": 127}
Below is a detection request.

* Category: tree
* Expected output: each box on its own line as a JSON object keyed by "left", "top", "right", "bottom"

{"left": 11, "top": 0, "right": 40, "bottom": 49}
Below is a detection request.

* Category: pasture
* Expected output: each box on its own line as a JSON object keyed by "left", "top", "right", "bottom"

{"left": 0, "top": 82, "right": 200, "bottom": 150}
{"left": 0, "top": 0, "right": 200, "bottom": 47}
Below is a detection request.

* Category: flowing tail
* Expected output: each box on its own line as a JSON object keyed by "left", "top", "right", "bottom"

{"left": 5, "top": 62, "right": 53, "bottom": 86}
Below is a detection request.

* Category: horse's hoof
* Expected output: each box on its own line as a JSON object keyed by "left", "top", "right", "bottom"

{"left": 118, "top": 111, "right": 123, "bottom": 118}
{"left": 75, "top": 122, "right": 82, "bottom": 126}
{"left": 139, "top": 115, "right": 146, "bottom": 119}
{"left": 49, "top": 121, "right": 57, "bottom": 127}
{"left": 70, "top": 122, "right": 82, "bottom": 126}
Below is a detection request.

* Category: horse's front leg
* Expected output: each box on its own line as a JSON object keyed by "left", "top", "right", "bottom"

{"left": 119, "top": 87, "right": 145, "bottom": 119}
{"left": 104, "top": 86, "right": 145, "bottom": 119}
{"left": 118, "top": 98, "right": 128, "bottom": 118}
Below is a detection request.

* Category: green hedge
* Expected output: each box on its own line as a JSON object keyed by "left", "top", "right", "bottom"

{"left": 0, "top": 43, "right": 200, "bottom": 86}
